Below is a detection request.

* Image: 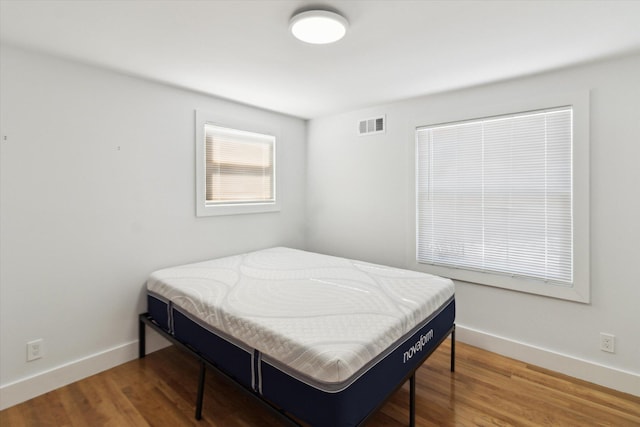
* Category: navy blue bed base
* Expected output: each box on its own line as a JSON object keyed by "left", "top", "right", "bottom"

{"left": 140, "top": 295, "right": 455, "bottom": 426}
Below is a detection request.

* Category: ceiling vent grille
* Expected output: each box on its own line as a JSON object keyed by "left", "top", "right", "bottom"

{"left": 358, "top": 115, "right": 385, "bottom": 136}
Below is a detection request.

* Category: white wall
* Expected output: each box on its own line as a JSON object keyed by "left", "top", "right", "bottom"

{"left": 307, "top": 54, "right": 640, "bottom": 395}
{"left": 0, "top": 45, "right": 307, "bottom": 408}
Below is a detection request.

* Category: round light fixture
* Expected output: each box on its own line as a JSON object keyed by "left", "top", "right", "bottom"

{"left": 289, "top": 10, "right": 348, "bottom": 44}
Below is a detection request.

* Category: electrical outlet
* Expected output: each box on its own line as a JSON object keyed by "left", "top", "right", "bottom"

{"left": 600, "top": 333, "right": 615, "bottom": 353}
{"left": 27, "top": 339, "right": 44, "bottom": 361}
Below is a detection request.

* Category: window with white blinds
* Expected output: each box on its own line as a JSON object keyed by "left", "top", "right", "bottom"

{"left": 205, "top": 125, "right": 275, "bottom": 204}
{"left": 416, "top": 107, "right": 573, "bottom": 286}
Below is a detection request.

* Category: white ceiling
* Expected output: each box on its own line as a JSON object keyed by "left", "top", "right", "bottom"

{"left": 2, "top": 0, "right": 640, "bottom": 119}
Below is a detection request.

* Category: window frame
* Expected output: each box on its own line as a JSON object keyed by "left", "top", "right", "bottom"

{"left": 410, "top": 91, "right": 590, "bottom": 303}
{"left": 195, "top": 110, "right": 281, "bottom": 217}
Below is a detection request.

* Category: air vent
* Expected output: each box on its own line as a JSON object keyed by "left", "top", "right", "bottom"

{"left": 358, "top": 115, "right": 385, "bottom": 136}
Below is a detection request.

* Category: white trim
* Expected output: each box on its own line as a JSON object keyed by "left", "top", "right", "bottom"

{"left": 456, "top": 324, "right": 640, "bottom": 397}
{"left": 0, "top": 333, "right": 170, "bottom": 410}
{"left": 2, "top": 324, "right": 636, "bottom": 410}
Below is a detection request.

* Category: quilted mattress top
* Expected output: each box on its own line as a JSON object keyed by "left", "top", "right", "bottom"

{"left": 147, "top": 247, "right": 454, "bottom": 386}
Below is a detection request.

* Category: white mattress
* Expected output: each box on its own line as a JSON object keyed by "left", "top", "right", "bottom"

{"left": 147, "top": 247, "right": 454, "bottom": 386}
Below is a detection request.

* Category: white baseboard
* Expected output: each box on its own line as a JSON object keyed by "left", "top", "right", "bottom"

{"left": 456, "top": 324, "right": 640, "bottom": 397}
{"left": 0, "top": 331, "right": 170, "bottom": 411}
{"left": 2, "top": 325, "right": 637, "bottom": 411}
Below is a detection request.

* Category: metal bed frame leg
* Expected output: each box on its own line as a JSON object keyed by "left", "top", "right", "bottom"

{"left": 139, "top": 314, "right": 146, "bottom": 359}
{"left": 451, "top": 325, "right": 456, "bottom": 372}
{"left": 195, "top": 360, "right": 206, "bottom": 420}
{"left": 409, "top": 373, "right": 416, "bottom": 427}
{"left": 405, "top": 324, "right": 455, "bottom": 427}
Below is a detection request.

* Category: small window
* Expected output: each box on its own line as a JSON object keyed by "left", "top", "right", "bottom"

{"left": 205, "top": 125, "right": 275, "bottom": 204}
{"left": 195, "top": 111, "right": 279, "bottom": 216}
{"left": 415, "top": 96, "right": 590, "bottom": 303}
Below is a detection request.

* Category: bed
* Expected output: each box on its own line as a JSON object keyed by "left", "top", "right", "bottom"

{"left": 139, "top": 247, "right": 455, "bottom": 426}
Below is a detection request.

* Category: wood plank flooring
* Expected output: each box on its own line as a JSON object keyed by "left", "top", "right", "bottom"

{"left": 2, "top": 340, "right": 639, "bottom": 426}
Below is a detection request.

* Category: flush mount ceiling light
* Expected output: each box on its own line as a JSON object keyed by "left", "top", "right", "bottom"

{"left": 289, "top": 9, "right": 349, "bottom": 44}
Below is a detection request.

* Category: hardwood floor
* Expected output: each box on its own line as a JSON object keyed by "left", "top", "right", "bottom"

{"left": 2, "top": 340, "right": 639, "bottom": 426}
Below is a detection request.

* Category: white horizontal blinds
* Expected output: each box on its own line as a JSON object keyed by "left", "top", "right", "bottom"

{"left": 205, "top": 125, "right": 275, "bottom": 204}
{"left": 417, "top": 107, "right": 573, "bottom": 284}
